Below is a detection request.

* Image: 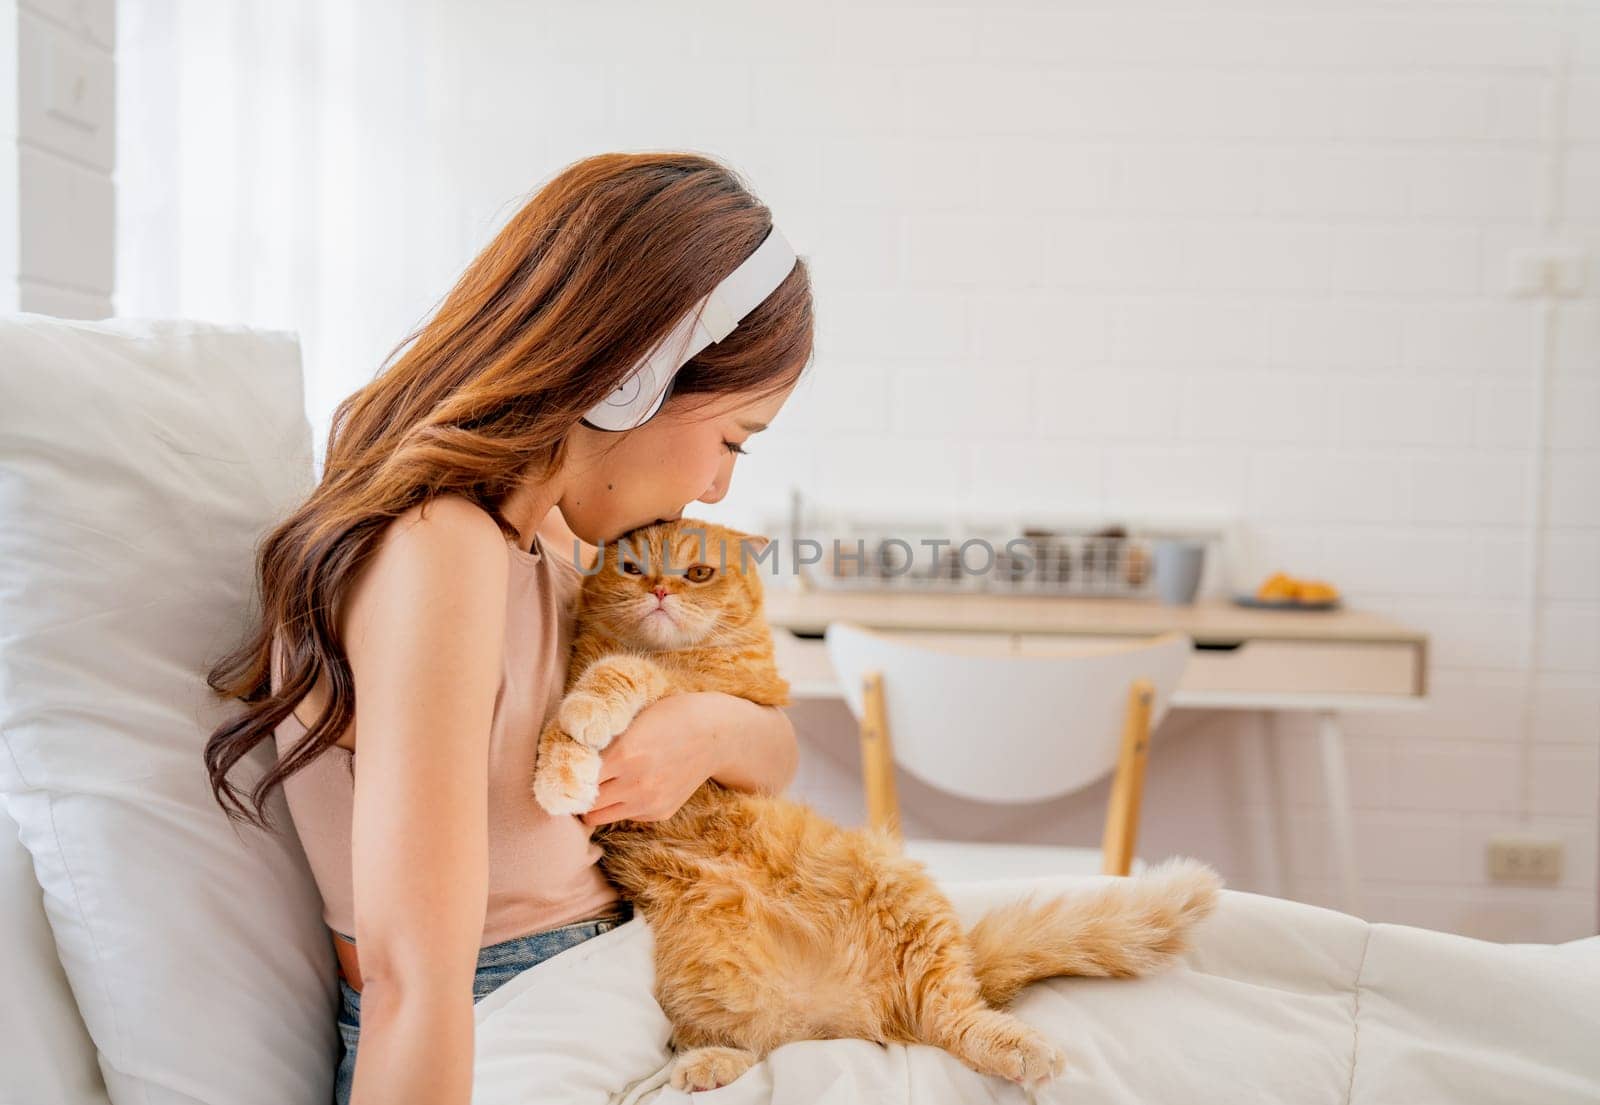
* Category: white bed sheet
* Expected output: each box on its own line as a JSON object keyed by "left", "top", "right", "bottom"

{"left": 470, "top": 876, "right": 1600, "bottom": 1105}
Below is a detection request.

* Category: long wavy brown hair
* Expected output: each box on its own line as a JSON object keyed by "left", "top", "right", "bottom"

{"left": 203, "top": 151, "right": 814, "bottom": 831}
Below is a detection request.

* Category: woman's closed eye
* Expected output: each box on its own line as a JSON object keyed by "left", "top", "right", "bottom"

{"left": 723, "top": 440, "right": 749, "bottom": 456}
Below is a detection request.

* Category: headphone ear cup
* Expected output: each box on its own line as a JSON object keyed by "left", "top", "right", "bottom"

{"left": 628, "top": 380, "right": 670, "bottom": 428}
{"left": 581, "top": 357, "right": 669, "bottom": 431}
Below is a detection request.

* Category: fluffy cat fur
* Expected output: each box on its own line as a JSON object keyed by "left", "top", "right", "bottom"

{"left": 532, "top": 518, "right": 1221, "bottom": 1092}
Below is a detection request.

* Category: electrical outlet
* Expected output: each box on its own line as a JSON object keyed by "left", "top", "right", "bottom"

{"left": 1487, "top": 835, "right": 1563, "bottom": 884}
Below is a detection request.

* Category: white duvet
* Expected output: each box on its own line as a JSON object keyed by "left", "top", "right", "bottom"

{"left": 471, "top": 876, "right": 1600, "bottom": 1104}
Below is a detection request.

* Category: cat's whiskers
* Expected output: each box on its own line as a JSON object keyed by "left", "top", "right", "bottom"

{"left": 683, "top": 610, "right": 770, "bottom": 650}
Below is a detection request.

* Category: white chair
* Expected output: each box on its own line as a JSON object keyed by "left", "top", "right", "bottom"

{"left": 823, "top": 622, "right": 1191, "bottom": 881}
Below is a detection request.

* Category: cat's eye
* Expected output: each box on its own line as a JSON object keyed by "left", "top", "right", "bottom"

{"left": 620, "top": 560, "right": 644, "bottom": 575}
{"left": 685, "top": 564, "right": 715, "bottom": 583}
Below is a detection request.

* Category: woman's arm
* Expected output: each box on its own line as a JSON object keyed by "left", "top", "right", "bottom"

{"left": 705, "top": 695, "right": 798, "bottom": 796}
{"left": 341, "top": 496, "right": 508, "bottom": 1105}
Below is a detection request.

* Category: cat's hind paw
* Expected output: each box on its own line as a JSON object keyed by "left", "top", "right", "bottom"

{"left": 668, "top": 1047, "right": 758, "bottom": 1092}
{"left": 956, "top": 1012, "right": 1066, "bottom": 1089}
{"left": 532, "top": 737, "right": 601, "bottom": 816}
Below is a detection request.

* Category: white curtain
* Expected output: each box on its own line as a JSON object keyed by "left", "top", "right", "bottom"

{"left": 114, "top": 0, "right": 813, "bottom": 536}
{"left": 116, "top": 0, "right": 473, "bottom": 477}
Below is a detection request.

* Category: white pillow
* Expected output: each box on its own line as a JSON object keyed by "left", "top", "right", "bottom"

{"left": 0, "top": 314, "right": 337, "bottom": 1104}
{"left": 0, "top": 799, "right": 112, "bottom": 1105}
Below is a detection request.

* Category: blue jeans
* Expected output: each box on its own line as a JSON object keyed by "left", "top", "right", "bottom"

{"left": 332, "top": 902, "right": 632, "bottom": 1105}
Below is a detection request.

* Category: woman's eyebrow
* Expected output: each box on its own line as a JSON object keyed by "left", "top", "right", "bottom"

{"left": 738, "top": 419, "right": 768, "bottom": 432}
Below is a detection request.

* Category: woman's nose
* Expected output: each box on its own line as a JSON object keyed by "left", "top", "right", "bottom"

{"left": 699, "top": 455, "right": 736, "bottom": 504}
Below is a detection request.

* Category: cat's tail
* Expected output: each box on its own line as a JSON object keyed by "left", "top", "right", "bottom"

{"left": 965, "top": 856, "right": 1222, "bottom": 1008}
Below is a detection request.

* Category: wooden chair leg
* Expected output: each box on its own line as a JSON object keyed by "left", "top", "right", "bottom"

{"left": 858, "top": 670, "right": 902, "bottom": 845}
{"left": 1100, "top": 679, "right": 1155, "bottom": 876}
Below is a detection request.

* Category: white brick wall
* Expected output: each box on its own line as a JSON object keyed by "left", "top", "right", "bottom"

{"left": 118, "top": 0, "right": 1599, "bottom": 941}
{"left": 454, "top": 0, "right": 1596, "bottom": 941}
{"left": 6, "top": 0, "right": 114, "bottom": 317}
{"left": 650, "top": 0, "right": 1592, "bottom": 942}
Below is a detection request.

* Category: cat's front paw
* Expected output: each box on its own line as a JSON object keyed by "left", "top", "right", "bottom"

{"left": 557, "top": 690, "right": 634, "bottom": 751}
{"left": 532, "top": 735, "right": 601, "bottom": 816}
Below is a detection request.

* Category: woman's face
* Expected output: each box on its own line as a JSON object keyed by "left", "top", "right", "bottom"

{"left": 556, "top": 381, "right": 796, "bottom": 545}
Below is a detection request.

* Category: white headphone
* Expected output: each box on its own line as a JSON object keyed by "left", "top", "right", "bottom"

{"left": 579, "top": 225, "right": 798, "bottom": 432}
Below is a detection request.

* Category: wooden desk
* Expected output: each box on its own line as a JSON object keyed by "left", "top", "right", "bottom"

{"left": 764, "top": 587, "right": 1430, "bottom": 911}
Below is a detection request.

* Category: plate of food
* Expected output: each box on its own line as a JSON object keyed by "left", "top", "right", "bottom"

{"left": 1234, "top": 572, "right": 1342, "bottom": 611}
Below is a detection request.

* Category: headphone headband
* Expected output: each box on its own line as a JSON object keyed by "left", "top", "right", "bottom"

{"left": 580, "top": 225, "right": 797, "bottom": 432}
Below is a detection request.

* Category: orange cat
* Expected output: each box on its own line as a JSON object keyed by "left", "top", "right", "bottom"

{"left": 532, "top": 519, "right": 1221, "bottom": 1093}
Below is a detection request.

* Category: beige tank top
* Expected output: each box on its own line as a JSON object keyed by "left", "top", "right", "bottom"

{"left": 269, "top": 531, "right": 619, "bottom": 947}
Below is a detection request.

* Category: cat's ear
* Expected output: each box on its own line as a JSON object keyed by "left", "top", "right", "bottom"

{"left": 735, "top": 532, "right": 773, "bottom": 558}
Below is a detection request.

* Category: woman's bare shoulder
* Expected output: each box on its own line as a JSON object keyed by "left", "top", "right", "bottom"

{"left": 342, "top": 497, "right": 511, "bottom": 683}
{"left": 392, "top": 493, "right": 506, "bottom": 550}
{"left": 283, "top": 496, "right": 509, "bottom": 746}
{"left": 357, "top": 495, "right": 508, "bottom": 610}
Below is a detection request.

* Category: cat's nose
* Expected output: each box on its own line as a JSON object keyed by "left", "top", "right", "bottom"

{"left": 651, "top": 586, "right": 668, "bottom": 600}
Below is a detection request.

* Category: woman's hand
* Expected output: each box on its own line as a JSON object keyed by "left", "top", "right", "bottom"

{"left": 580, "top": 692, "right": 722, "bottom": 826}
{"left": 579, "top": 691, "right": 797, "bottom": 827}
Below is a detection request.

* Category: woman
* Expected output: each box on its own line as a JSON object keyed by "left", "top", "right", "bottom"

{"left": 203, "top": 151, "right": 812, "bottom": 1105}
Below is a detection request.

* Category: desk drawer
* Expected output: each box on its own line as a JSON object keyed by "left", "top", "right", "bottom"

{"left": 1014, "top": 633, "right": 1421, "bottom": 697}
{"left": 1182, "top": 639, "right": 1421, "bottom": 696}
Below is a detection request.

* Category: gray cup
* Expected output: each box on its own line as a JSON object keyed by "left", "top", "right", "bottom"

{"left": 1153, "top": 540, "right": 1206, "bottom": 605}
